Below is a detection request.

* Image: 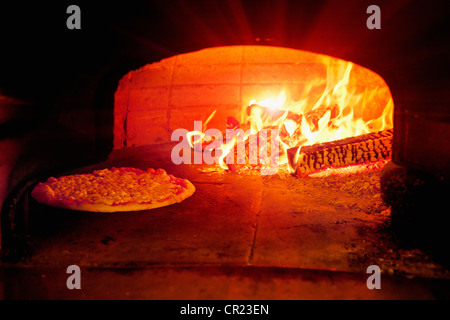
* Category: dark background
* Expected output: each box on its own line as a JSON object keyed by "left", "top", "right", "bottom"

{"left": 0, "top": 0, "right": 449, "bottom": 170}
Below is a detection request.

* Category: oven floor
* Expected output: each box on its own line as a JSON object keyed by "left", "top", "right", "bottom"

{"left": 1, "top": 144, "right": 449, "bottom": 299}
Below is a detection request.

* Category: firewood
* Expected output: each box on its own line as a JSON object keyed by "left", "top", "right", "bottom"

{"left": 287, "top": 129, "right": 393, "bottom": 176}
{"left": 304, "top": 104, "right": 340, "bottom": 131}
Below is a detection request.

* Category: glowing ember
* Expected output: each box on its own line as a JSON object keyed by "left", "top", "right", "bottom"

{"left": 307, "top": 159, "right": 389, "bottom": 178}
{"left": 188, "top": 57, "right": 393, "bottom": 175}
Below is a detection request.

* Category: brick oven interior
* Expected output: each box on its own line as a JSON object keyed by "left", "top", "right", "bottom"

{"left": 1, "top": 1, "right": 450, "bottom": 300}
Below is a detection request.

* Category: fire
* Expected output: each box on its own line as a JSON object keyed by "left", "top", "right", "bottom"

{"left": 188, "top": 57, "right": 393, "bottom": 174}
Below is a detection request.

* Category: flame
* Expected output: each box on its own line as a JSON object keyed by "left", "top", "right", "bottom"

{"left": 284, "top": 119, "right": 297, "bottom": 136}
{"left": 187, "top": 57, "right": 393, "bottom": 174}
{"left": 186, "top": 109, "right": 218, "bottom": 150}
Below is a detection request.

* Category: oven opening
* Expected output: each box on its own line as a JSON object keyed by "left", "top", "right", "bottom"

{"left": 115, "top": 46, "right": 394, "bottom": 178}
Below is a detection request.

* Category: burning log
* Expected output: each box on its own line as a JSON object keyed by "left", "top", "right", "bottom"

{"left": 304, "top": 104, "right": 340, "bottom": 131}
{"left": 287, "top": 129, "right": 393, "bottom": 177}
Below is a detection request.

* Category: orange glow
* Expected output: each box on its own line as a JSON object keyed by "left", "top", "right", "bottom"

{"left": 188, "top": 54, "right": 393, "bottom": 174}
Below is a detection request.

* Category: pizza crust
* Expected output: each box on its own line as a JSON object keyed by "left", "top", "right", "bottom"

{"left": 31, "top": 167, "right": 196, "bottom": 212}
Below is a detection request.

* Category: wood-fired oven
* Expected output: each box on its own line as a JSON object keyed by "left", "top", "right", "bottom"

{"left": 0, "top": 0, "right": 449, "bottom": 300}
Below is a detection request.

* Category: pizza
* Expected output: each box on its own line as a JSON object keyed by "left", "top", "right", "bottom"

{"left": 31, "top": 167, "right": 196, "bottom": 212}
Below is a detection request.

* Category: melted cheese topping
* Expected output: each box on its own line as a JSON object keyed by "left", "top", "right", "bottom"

{"left": 43, "top": 168, "right": 186, "bottom": 205}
